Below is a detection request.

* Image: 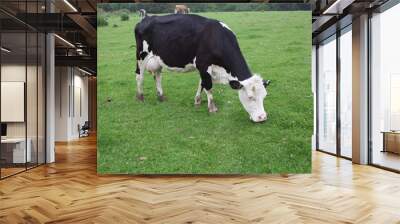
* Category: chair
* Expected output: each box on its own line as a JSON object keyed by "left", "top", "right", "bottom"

{"left": 79, "top": 121, "right": 90, "bottom": 138}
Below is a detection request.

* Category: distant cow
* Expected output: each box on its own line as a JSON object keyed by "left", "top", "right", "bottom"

{"left": 138, "top": 9, "right": 146, "bottom": 19}
{"left": 134, "top": 13, "right": 270, "bottom": 122}
{"left": 174, "top": 5, "right": 190, "bottom": 14}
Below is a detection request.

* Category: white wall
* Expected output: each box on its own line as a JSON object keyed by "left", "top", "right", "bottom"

{"left": 1, "top": 66, "right": 26, "bottom": 131}
{"left": 72, "top": 73, "right": 89, "bottom": 138}
{"left": 54, "top": 67, "right": 89, "bottom": 141}
{"left": 1, "top": 65, "right": 40, "bottom": 138}
{"left": 1, "top": 63, "right": 46, "bottom": 164}
{"left": 1, "top": 82, "right": 25, "bottom": 122}
{"left": 1, "top": 65, "right": 25, "bottom": 81}
{"left": 55, "top": 67, "right": 70, "bottom": 141}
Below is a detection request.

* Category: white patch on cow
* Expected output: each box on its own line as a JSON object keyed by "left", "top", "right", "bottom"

{"left": 145, "top": 54, "right": 162, "bottom": 73}
{"left": 204, "top": 89, "right": 213, "bottom": 103}
{"left": 237, "top": 75, "right": 268, "bottom": 123}
{"left": 136, "top": 72, "right": 144, "bottom": 95}
{"left": 204, "top": 89, "right": 218, "bottom": 112}
{"left": 194, "top": 79, "right": 202, "bottom": 105}
{"left": 140, "top": 41, "right": 196, "bottom": 73}
{"left": 219, "top": 21, "right": 232, "bottom": 31}
{"left": 150, "top": 54, "right": 195, "bottom": 72}
{"left": 206, "top": 64, "right": 237, "bottom": 84}
{"left": 160, "top": 58, "right": 196, "bottom": 72}
{"left": 154, "top": 72, "right": 163, "bottom": 96}
{"left": 138, "top": 59, "right": 143, "bottom": 68}
{"left": 141, "top": 51, "right": 196, "bottom": 73}
{"left": 142, "top": 40, "right": 149, "bottom": 52}
{"left": 136, "top": 56, "right": 146, "bottom": 96}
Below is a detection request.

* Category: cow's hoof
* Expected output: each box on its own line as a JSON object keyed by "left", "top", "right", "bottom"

{"left": 208, "top": 107, "right": 218, "bottom": 113}
{"left": 158, "top": 95, "right": 166, "bottom": 102}
{"left": 136, "top": 93, "right": 144, "bottom": 102}
{"left": 194, "top": 96, "right": 201, "bottom": 106}
{"left": 208, "top": 102, "right": 218, "bottom": 113}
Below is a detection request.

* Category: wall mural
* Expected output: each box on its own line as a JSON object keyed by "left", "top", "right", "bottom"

{"left": 97, "top": 3, "right": 312, "bottom": 174}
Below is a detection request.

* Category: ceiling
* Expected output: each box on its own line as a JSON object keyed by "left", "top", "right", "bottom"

{"left": 0, "top": 0, "right": 97, "bottom": 74}
{"left": 311, "top": 0, "right": 391, "bottom": 43}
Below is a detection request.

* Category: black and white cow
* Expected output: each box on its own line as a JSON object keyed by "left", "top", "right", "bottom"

{"left": 138, "top": 9, "right": 147, "bottom": 19}
{"left": 134, "top": 13, "right": 270, "bottom": 122}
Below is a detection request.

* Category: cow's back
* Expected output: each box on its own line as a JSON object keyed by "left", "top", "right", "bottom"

{"left": 135, "top": 14, "right": 219, "bottom": 68}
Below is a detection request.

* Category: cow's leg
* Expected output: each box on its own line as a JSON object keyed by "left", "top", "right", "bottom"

{"left": 198, "top": 68, "right": 217, "bottom": 113}
{"left": 136, "top": 61, "right": 145, "bottom": 101}
{"left": 154, "top": 71, "right": 165, "bottom": 102}
{"left": 204, "top": 88, "right": 217, "bottom": 113}
{"left": 194, "top": 79, "right": 203, "bottom": 106}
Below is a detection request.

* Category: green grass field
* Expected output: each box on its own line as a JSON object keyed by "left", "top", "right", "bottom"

{"left": 97, "top": 11, "right": 312, "bottom": 174}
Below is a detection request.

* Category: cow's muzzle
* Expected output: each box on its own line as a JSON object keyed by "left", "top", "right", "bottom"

{"left": 250, "top": 112, "right": 267, "bottom": 123}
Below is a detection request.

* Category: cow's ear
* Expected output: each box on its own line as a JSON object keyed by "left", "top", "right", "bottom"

{"left": 229, "top": 80, "right": 243, "bottom": 90}
{"left": 263, "top": 79, "right": 271, "bottom": 88}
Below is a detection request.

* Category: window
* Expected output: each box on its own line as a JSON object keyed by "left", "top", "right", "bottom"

{"left": 317, "top": 35, "right": 337, "bottom": 154}
{"left": 0, "top": 1, "right": 46, "bottom": 179}
{"left": 370, "top": 3, "right": 400, "bottom": 171}
{"left": 339, "top": 26, "right": 352, "bottom": 158}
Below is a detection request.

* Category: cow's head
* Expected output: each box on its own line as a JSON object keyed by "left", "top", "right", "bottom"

{"left": 229, "top": 75, "right": 270, "bottom": 123}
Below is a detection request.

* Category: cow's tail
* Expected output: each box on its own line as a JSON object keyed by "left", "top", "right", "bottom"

{"left": 138, "top": 9, "right": 147, "bottom": 20}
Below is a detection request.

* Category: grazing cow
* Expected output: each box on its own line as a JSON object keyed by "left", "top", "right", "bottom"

{"left": 174, "top": 5, "right": 190, "bottom": 14}
{"left": 134, "top": 13, "right": 270, "bottom": 122}
{"left": 138, "top": 9, "right": 147, "bottom": 19}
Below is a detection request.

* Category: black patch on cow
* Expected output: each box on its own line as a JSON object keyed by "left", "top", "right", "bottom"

{"left": 263, "top": 80, "right": 271, "bottom": 88}
{"left": 134, "top": 14, "right": 254, "bottom": 90}
{"left": 139, "top": 51, "right": 148, "bottom": 60}
{"left": 229, "top": 80, "right": 243, "bottom": 90}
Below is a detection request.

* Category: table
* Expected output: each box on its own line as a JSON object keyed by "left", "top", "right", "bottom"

{"left": 1, "top": 138, "right": 31, "bottom": 163}
{"left": 381, "top": 131, "right": 400, "bottom": 154}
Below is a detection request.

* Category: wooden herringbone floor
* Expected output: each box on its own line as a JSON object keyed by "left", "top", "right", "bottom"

{"left": 1, "top": 135, "right": 400, "bottom": 224}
